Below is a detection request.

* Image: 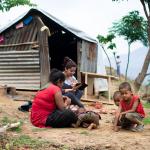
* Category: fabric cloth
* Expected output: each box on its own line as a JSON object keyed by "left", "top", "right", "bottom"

{"left": 120, "top": 95, "right": 145, "bottom": 117}
{"left": 76, "top": 111, "right": 100, "bottom": 127}
{"left": 0, "top": 35, "right": 4, "bottom": 44}
{"left": 64, "top": 75, "right": 77, "bottom": 85}
{"left": 30, "top": 84, "right": 60, "bottom": 128}
{"left": 15, "top": 22, "right": 24, "bottom": 29}
{"left": 45, "top": 109, "right": 77, "bottom": 128}
{"left": 23, "top": 16, "right": 33, "bottom": 25}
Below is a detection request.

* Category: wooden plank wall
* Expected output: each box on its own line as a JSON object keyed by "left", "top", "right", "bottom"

{"left": 80, "top": 40, "right": 97, "bottom": 73}
{"left": 79, "top": 41, "right": 98, "bottom": 95}
{"left": 0, "top": 18, "right": 40, "bottom": 90}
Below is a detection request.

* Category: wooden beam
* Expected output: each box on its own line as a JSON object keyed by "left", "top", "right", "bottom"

{"left": 0, "top": 41, "right": 38, "bottom": 47}
{"left": 81, "top": 97, "right": 114, "bottom": 105}
{"left": 81, "top": 72, "right": 118, "bottom": 102}
{"left": 81, "top": 72, "right": 118, "bottom": 80}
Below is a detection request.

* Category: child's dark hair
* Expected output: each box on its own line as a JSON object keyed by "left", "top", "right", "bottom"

{"left": 63, "top": 56, "right": 77, "bottom": 69}
{"left": 113, "top": 91, "right": 121, "bottom": 100}
{"left": 49, "top": 68, "right": 65, "bottom": 84}
{"left": 119, "top": 82, "right": 132, "bottom": 91}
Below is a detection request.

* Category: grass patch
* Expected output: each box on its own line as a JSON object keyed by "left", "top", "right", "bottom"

{"left": 0, "top": 116, "right": 23, "bottom": 133}
{"left": 11, "top": 135, "right": 50, "bottom": 149}
{"left": 0, "top": 134, "right": 68, "bottom": 150}
{"left": 32, "top": 127, "right": 48, "bottom": 132}
{"left": 61, "top": 145, "right": 70, "bottom": 150}
{"left": 80, "top": 131, "right": 89, "bottom": 135}
{"left": 143, "top": 117, "right": 150, "bottom": 125}
{"left": 143, "top": 102, "right": 150, "bottom": 109}
{"left": 0, "top": 135, "right": 49, "bottom": 150}
{"left": 1, "top": 116, "right": 11, "bottom": 125}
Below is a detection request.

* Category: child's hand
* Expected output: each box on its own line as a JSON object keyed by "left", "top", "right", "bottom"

{"left": 72, "top": 86, "right": 77, "bottom": 91}
{"left": 119, "top": 112, "right": 125, "bottom": 121}
{"left": 71, "top": 80, "right": 78, "bottom": 87}
{"left": 63, "top": 96, "right": 71, "bottom": 107}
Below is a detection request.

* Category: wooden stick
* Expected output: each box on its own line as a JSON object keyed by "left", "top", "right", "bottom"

{"left": 81, "top": 98, "right": 114, "bottom": 105}
{"left": 0, "top": 41, "right": 38, "bottom": 47}
{"left": 0, "top": 122, "right": 20, "bottom": 135}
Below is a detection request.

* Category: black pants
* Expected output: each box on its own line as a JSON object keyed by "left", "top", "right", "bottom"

{"left": 45, "top": 109, "right": 77, "bottom": 128}
{"left": 62, "top": 83, "right": 84, "bottom": 107}
{"left": 120, "top": 116, "right": 132, "bottom": 129}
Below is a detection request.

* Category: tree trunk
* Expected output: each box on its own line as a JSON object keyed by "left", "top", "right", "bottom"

{"left": 134, "top": 47, "right": 150, "bottom": 91}
{"left": 102, "top": 46, "right": 112, "bottom": 75}
{"left": 125, "top": 43, "right": 131, "bottom": 80}
{"left": 134, "top": 0, "right": 150, "bottom": 91}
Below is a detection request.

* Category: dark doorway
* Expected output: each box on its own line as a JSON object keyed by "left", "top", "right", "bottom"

{"left": 48, "top": 30, "right": 77, "bottom": 71}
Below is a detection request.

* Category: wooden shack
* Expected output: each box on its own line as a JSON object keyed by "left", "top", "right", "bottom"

{"left": 0, "top": 8, "right": 101, "bottom": 90}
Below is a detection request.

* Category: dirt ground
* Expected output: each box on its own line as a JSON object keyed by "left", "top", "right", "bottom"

{"left": 0, "top": 93, "right": 150, "bottom": 150}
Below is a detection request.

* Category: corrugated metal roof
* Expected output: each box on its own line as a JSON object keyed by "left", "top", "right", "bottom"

{"left": 0, "top": 8, "right": 97, "bottom": 43}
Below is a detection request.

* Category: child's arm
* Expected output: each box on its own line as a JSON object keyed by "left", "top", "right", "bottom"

{"left": 120, "top": 99, "right": 140, "bottom": 115}
{"left": 113, "top": 105, "right": 122, "bottom": 132}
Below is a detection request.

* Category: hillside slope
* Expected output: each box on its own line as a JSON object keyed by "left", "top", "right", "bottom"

{"left": 104, "top": 47, "right": 150, "bottom": 84}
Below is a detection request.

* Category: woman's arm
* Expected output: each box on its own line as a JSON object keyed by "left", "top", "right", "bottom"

{"left": 54, "top": 91, "right": 66, "bottom": 110}
{"left": 62, "top": 83, "right": 75, "bottom": 93}
{"left": 64, "top": 89, "right": 74, "bottom": 93}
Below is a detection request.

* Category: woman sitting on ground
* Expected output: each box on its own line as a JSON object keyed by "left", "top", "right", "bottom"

{"left": 30, "top": 68, "right": 77, "bottom": 128}
{"left": 62, "top": 56, "right": 84, "bottom": 108}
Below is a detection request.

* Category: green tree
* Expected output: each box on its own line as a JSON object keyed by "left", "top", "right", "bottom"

{"left": 110, "top": 11, "right": 148, "bottom": 80}
{"left": 97, "top": 34, "right": 116, "bottom": 75}
{"left": 0, "top": 0, "right": 36, "bottom": 11}
{"left": 112, "top": 0, "right": 150, "bottom": 91}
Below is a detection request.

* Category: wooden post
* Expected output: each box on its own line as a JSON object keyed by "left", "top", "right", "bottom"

{"left": 84, "top": 73, "right": 88, "bottom": 99}
{"left": 0, "top": 85, "right": 7, "bottom": 96}
{"left": 77, "top": 41, "right": 82, "bottom": 82}
{"left": 7, "top": 87, "right": 16, "bottom": 96}
{"left": 35, "top": 16, "right": 50, "bottom": 88}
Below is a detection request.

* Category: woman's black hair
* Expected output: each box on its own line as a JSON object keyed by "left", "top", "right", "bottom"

{"left": 63, "top": 56, "right": 77, "bottom": 70}
{"left": 49, "top": 68, "right": 65, "bottom": 84}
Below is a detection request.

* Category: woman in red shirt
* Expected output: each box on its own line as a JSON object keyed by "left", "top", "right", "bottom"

{"left": 113, "top": 82, "right": 145, "bottom": 132}
{"left": 30, "top": 69, "right": 77, "bottom": 128}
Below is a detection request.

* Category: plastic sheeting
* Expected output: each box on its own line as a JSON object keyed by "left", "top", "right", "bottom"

{"left": 94, "top": 43, "right": 108, "bottom": 93}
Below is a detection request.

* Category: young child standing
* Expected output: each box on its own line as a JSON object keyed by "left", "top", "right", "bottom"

{"left": 113, "top": 82, "right": 145, "bottom": 132}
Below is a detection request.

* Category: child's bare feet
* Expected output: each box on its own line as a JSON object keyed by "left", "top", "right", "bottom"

{"left": 88, "top": 123, "right": 97, "bottom": 130}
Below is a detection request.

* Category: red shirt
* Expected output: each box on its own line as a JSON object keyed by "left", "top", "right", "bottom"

{"left": 120, "top": 95, "right": 145, "bottom": 117}
{"left": 30, "top": 84, "right": 60, "bottom": 128}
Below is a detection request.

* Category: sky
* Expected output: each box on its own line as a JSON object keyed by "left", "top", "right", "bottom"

{"left": 0, "top": 0, "right": 146, "bottom": 56}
